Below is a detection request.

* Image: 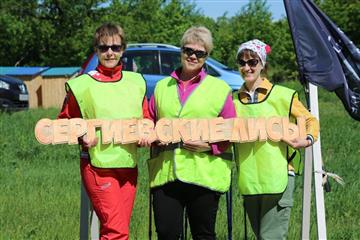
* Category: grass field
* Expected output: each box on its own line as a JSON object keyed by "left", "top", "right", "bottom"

{"left": 1, "top": 81, "right": 360, "bottom": 239}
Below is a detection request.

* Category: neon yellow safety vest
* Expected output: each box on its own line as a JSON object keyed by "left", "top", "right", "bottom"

{"left": 148, "top": 75, "right": 233, "bottom": 193}
{"left": 233, "top": 85, "right": 297, "bottom": 195}
{"left": 66, "top": 71, "right": 146, "bottom": 168}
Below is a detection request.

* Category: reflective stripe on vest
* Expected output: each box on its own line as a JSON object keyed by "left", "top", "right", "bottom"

{"left": 233, "top": 85, "right": 296, "bottom": 195}
{"left": 66, "top": 71, "right": 146, "bottom": 168}
{"left": 148, "top": 75, "right": 233, "bottom": 193}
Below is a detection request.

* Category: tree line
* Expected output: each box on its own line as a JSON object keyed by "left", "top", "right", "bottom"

{"left": 0, "top": 0, "right": 358, "bottom": 82}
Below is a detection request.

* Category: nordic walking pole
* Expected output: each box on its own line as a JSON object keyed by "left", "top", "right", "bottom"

{"left": 149, "top": 190, "right": 152, "bottom": 240}
{"left": 149, "top": 147, "right": 154, "bottom": 240}
{"left": 226, "top": 175, "right": 233, "bottom": 240}
{"left": 183, "top": 209, "right": 188, "bottom": 240}
{"left": 243, "top": 201, "right": 247, "bottom": 240}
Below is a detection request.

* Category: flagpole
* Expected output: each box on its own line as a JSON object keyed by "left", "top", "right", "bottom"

{"left": 302, "top": 136, "right": 312, "bottom": 239}
{"left": 302, "top": 83, "right": 327, "bottom": 239}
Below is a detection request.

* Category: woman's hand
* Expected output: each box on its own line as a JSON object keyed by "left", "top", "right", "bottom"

{"left": 83, "top": 134, "right": 98, "bottom": 148}
{"left": 283, "top": 137, "right": 311, "bottom": 149}
{"left": 183, "top": 140, "right": 211, "bottom": 152}
{"left": 138, "top": 137, "right": 154, "bottom": 147}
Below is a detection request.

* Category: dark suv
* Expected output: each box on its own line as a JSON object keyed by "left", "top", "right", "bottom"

{"left": 0, "top": 75, "right": 29, "bottom": 111}
{"left": 81, "top": 43, "right": 243, "bottom": 97}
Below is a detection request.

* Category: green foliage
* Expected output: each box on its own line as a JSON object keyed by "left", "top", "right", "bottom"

{"left": 1, "top": 83, "right": 360, "bottom": 239}
{"left": 213, "top": 0, "right": 274, "bottom": 69}
{"left": 38, "top": 0, "right": 107, "bottom": 66}
{"left": 316, "top": 0, "right": 360, "bottom": 45}
{"left": 0, "top": 0, "right": 48, "bottom": 66}
{"left": 0, "top": 0, "right": 107, "bottom": 66}
{"left": 0, "top": 0, "right": 358, "bottom": 83}
{"left": 267, "top": 19, "right": 298, "bottom": 82}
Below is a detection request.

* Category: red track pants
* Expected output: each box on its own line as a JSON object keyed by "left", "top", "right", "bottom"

{"left": 81, "top": 159, "right": 137, "bottom": 240}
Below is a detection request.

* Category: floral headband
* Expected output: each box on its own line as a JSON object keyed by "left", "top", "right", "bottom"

{"left": 237, "top": 39, "right": 271, "bottom": 66}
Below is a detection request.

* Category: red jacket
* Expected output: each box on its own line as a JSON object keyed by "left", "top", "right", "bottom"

{"left": 58, "top": 64, "right": 150, "bottom": 154}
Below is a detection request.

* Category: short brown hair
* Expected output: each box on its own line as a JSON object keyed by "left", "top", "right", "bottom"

{"left": 238, "top": 49, "right": 269, "bottom": 75}
{"left": 93, "top": 23, "right": 126, "bottom": 50}
{"left": 237, "top": 49, "right": 259, "bottom": 63}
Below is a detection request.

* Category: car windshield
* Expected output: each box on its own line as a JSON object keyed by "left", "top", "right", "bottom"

{"left": 207, "top": 58, "right": 233, "bottom": 70}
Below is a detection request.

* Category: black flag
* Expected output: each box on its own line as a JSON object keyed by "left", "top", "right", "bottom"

{"left": 284, "top": 0, "right": 360, "bottom": 120}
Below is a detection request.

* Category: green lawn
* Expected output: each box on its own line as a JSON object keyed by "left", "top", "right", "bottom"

{"left": 1, "top": 81, "right": 360, "bottom": 239}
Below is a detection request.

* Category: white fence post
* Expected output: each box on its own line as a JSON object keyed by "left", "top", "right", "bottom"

{"left": 80, "top": 183, "right": 99, "bottom": 240}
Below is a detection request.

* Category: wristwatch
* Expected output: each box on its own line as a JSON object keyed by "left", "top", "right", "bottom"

{"left": 306, "top": 135, "right": 314, "bottom": 146}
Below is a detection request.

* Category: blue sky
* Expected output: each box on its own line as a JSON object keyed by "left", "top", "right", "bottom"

{"left": 194, "top": 0, "right": 286, "bottom": 20}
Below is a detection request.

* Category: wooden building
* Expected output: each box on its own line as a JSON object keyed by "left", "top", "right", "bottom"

{"left": 0, "top": 66, "right": 80, "bottom": 108}
{"left": 41, "top": 67, "right": 80, "bottom": 108}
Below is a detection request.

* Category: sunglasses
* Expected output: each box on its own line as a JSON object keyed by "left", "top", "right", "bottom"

{"left": 237, "top": 59, "right": 259, "bottom": 68}
{"left": 181, "top": 47, "right": 208, "bottom": 59}
{"left": 97, "top": 45, "right": 123, "bottom": 53}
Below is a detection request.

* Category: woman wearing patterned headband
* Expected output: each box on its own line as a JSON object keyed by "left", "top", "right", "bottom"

{"left": 232, "top": 39, "right": 319, "bottom": 239}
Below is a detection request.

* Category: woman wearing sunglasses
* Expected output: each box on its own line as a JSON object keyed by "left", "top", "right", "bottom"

{"left": 143, "top": 26, "right": 236, "bottom": 240}
{"left": 58, "top": 23, "right": 149, "bottom": 240}
{"left": 232, "top": 39, "right": 319, "bottom": 239}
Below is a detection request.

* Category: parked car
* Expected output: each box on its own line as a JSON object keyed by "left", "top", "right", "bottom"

{"left": 0, "top": 75, "right": 29, "bottom": 111}
{"left": 81, "top": 43, "right": 243, "bottom": 97}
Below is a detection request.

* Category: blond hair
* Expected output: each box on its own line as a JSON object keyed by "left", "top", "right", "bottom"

{"left": 180, "top": 26, "right": 213, "bottom": 54}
